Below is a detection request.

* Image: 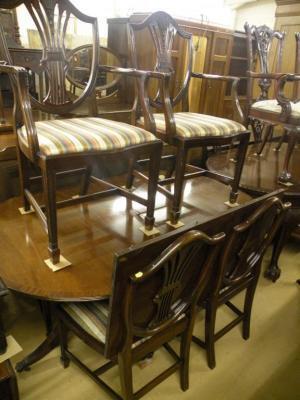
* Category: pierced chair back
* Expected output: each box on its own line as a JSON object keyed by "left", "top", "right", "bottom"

{"left": 1, "top": 0, "right": 99, "bottom": 115}
{"left": 193, "top": 196, "right": 290, "bottom": 369}
{"left": 245, "top": 23, "right": 285, "bottom": 106}
{"left": 128, "top": 11, "right": 193, "bottom": 135}
{"left": 105, "top": 229, "right": 224, "bottom": 359}
{"left": 67, "top": 44, "right": 134, "bottom": 121}
{"left": 215, "top": 196, "right": 289, "bottom": 295}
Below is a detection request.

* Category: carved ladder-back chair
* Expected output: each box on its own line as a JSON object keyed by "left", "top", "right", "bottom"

{"left": 56, "top": 229, "right": 225, "bottom": 399}
{"left": 245, "top": 23, "right": 300, "bottom": 183}
{"left": 0, "top": 0, "right": 163, "bottom": 268}
{"left": 126, "top": 11, "right": 250, "bottom": 227}
{"left": 193, "top": 196, "right": 290, "bottom": 369}
{"left": 272, "top": 32, "right": 300, "bottom": 154}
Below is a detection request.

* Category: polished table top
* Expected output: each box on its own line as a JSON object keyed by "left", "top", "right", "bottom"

{"left": 207, "top": 143, "right": 300, "bottom": 199}
{"left": 0, "top": 177, "right": 252, "bottom": 301}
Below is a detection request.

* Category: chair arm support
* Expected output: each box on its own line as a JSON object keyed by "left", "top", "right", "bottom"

{"left": 98, "top": 65, "right": 175, "bottom": 137}
{"left": 0, "top": 62, "right": 39, "bottom": 161}
{"left": 191, "top": 72, "right": 244, "bottom": 124}
{"left": 275, "top": 73, "right": 300, "bottom": 122}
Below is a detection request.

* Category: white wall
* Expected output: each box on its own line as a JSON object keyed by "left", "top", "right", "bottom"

{"left": 234, "top": 0, "right": 276, "bottom": 31}
{"left": 16, "top": 0, "right": 238, "bottom": 48}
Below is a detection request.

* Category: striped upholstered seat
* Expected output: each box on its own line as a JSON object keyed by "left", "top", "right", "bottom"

{"left": 18, "top": 117, "right": 158, "bottom": 156}
{"left": 139, "top": 112, "right": 246, "bottom": 138}
{"left": 61, "top": 301, "right": 150, "bottom": 347}
{"left": 251, "top": 99, "right": 300, "bottom": 118}
{"left": 62, "top": 301, "right": 110, "bottom": 343}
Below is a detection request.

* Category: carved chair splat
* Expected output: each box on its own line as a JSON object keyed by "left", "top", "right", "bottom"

{"left": 245, "top": 23, "right": 300, "bottom": 183}
{"left": 192, "top": 196, "right": 290, "bottom": 369}
{"left": 0, "top": 0, "right": 163, "bottom": 267}
{"left": 127, "top": 11, "right": 250, "bottom": 226}
{"left": 56, "top": 229, "right": 225, "bottom": 400}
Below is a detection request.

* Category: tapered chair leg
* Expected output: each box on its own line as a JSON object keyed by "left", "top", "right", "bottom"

{"left": 17, "top": 148, "right": 31, "bottom": 212}
{"left": 80, "top": 165, "right": 92, "bottom": 196}
{"left": 42, "top": 162, "right": 60, "bottom": 264}
{"left": 125, "top": 155, "right": 136, "bottom": 190}
{"left": 118, "top": 350, "right": 134, "bottom": 400}
{"left": 250, "top": 120, "right": 263, "bottom": 143}
{"left": 256, "top": 125, "right": 273, "bottom": 155}
{"left": 145, "top": 143, "right": 162, "bottom": 230}
{"left": 242, "top": 275, "right": 259, "bottom": 340}
{"left": 170, "top": 143, "right": 188, "bottom": 225}
{"left": 58, "top": 318, "right": 70, "bottom": 368}
{"left": 180, "top": 321, "right": 194, "bottom": 391}
{"left": 229, "top": 133, "right": 249, "bottom": 205}
{"left": 205, "top": 300, "right": 218, "bottom": 369}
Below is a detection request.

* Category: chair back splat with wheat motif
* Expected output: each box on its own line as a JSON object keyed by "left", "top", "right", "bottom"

{"left": 105, "top": 230, "right": 224, "bottom": 358}
{"left": 0, "top": 0, "right": 99, "bottom": 115}
{"left": 128, "top": 11, "right": 193, "bottom": 111}
{"left": 294, "top": 32, "right": 300, "bottom": 101}
{"left": 214, "top": 197, "right": 289, "bottom": 294}
{"left": 245, "top": 23, "right": 285, "bottom": 103}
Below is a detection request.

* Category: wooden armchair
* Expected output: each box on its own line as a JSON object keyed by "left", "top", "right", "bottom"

{"left": 193, "top": 196, "right": 290, "bottom": 369}
{"left": 125, "top": 11, "right": 250, "bottom": 226}
{"left": 0, "top": 0, "right": 163, "bottom": 268}
{"left": 56, "top": 229, "right": 225, "bottom": 399}
{"left": 244, "top": 23, "right": 300, "bottom": 183}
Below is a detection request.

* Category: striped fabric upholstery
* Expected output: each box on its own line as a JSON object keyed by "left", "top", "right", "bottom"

{"left": 61, "top": 300, "right": 149, "bottom": 348}
{"left": 139, "top": 112, "right": 246, "bottom": 138}
{"left": 18, "top": 117, "right": 158, "bottom": 156}
{"left": 62, "top": 300, "right": 109, "bottom": 343}
{"left": 251, "top": 99, "right": 300, "bottom": 117}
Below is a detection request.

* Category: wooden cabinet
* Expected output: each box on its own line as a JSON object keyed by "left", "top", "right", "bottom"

{"left": 224, "top": 31, "right": 248, "bottom": 120}
{"left": 274, "top": 0, "right": 300, "bottom": 99}
{"left": 107, "top": 16, "right": 237, "bottom": 119}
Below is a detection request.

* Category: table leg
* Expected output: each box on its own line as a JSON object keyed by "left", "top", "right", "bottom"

{"left": 15, "top": 323, "right": 59, "bottom": 372}
{"left": 15, "top": 301, "right": 59, "bottom": 372}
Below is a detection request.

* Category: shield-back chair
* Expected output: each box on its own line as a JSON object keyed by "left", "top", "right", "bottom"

{"left": 245, "top": 23, "right": 300, "bottom": 183}
{"left": 193, "top": 196, "right": 290, "bottom": 369}
{"left": 0, "top": 0, "right": 163, "bottom": 268}
{"left": 56, "top": 229, "right": 225, "bottom": 400}
{"left": 126, "top": 11, "right": 250, "bottom": 226}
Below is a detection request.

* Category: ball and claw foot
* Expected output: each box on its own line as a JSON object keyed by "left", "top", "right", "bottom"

{"left": 264, "top": 264, "right": 281, "bottom": 282}
{"left": 15, "top": 360, "right": 31, "bottom": 372}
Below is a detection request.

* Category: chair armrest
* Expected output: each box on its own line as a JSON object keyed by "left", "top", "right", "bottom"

{"left": 0, "top": 62, "right": 39, "bottom": 161}
{"left": 98, "top": 65, "right": 175, "bottom": 137}
{"left": 191, "top": 72, "right": 244, "bottom": 124}
{"left": 247, "top": 71, "right": 286, "bottom": 80}
{"left": 275, "top": 73, "right": 300, "bottom": 122}
{"left": 98, "top": 65, "right": 170, "bottom": 80}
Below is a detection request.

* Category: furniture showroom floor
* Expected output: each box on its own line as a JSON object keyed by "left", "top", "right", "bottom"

{"left": 5, "top": 242, "right": 300, "bottom": 400}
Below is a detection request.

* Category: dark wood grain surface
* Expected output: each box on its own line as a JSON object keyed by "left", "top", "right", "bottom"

{"left": 207, "top": 143, "right": 300, "bottom": 197}
{"left": 0, "top": 177, "right": 252, "bottom": 301}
